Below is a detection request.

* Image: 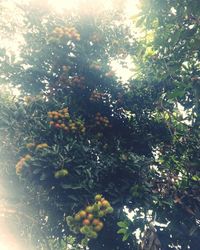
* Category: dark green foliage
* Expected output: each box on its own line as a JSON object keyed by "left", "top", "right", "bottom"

{"left": 0, "top": 1, "right": 199, "bottom": 249}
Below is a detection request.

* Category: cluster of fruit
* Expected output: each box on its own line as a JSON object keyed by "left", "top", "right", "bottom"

{"left": 66, "top": 195, "right": 114, "bottom": 246}
{"left": 68, "top": 76, "right": 85, "bottom": 88}
{"left": 48, "top": 108, "right": 85, "bottom": 133}
{"left": 53, "top": 27, "right": 80, "bottom": 40}
{"left": 95, "top": 113, "right": 112, "bottom": 128}
{"left": 89, "top": 91, "right": 107, "bottom": 102}
{"left": 16, "top": 154, "right": 32, "bottom": 175}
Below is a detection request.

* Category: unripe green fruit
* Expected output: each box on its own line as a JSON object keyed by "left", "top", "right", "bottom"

{"left": 81, "top": 238, "right": 89, "bottom": 247}
{"left": 80, "top": 225, "right": 90, "bottom": 234}
{"left": 72, "top": 227, "right": 79, "bottom": 234}
{"left": 66, "top": 216, "right": 74, "bottom": 225}
{"left": 93, "top": 204, "right": 99, "bottom": 212}
{"left": 105, "top": 206, "right": 114, "bottom": 214}
{"left": 54, "top": 169, "right": 68, "bottom": 178}
{"left": 98, "top": 211, "right": 105, "bottom": 217}
{"left": 74, "top": 214, "right": 81, "bottom": 221}
{"left": 88, "top": 230, "right": 98, "bottom": 239}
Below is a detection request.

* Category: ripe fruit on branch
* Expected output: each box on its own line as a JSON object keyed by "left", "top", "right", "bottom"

{"left": 85, "top": 206, "right": 93, "bottom": 213}
{"left": 53, "top": 26, "right": 80, "bottom": 40}
{"left": 83, "top": 219, "right": 90, "bottom": 226}
{"left": 101, "top": 200, "right": 110, "bottom": 208}
{"left": 95, "top": 194, "right": 102, "bottom": 201}
{"left": 79, "top": 210, "right": 87, "bottom": 218}
{"left": 94, "top": 222, "right": 104, "bottom": 232}
{"left": 48, "top": 108, "right": 85, "bottom": 133}
{"left": 26, "top": 143, "right": 35, "bottom": 148}
{"left": 95, "top": 113, "right": 112, "bottom": 128}
{"left": 15, "top": 154, "right": 32, "bottom": 175}
{"left": 68, "top": 194, "right": 114, "bottom": 246}
{"left": 92, "top": 219, "right": 101, "bottom": 226}
{"left": 87, "top": 214, "right": 94, "bottom": 220}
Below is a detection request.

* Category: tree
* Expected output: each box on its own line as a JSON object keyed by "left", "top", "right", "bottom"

{"left": 0, "top": 1, "right": 199, "bottom": 249}
{"left": 132, "top": 0, "right": 200, "bottom": 248}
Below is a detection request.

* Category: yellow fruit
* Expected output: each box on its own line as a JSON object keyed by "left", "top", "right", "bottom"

{"left": 95, "top": 194, "right": 102, "bottom": 201}
{"left": 54, "top": 169, "right": 68, "bottom": 178}
{"left": 74, "top": 214, "right": 81, "bottom": 221}
{"left": 85, "top": 206, "right": 93, "bottom": 213}
{"left": 97, "top": 201, "right": 102, "bottom": 207}
{"left": 101, "top": 200, "right": 110, "bottom": 208}
{"left": 63, "top": 108, "right": 68, "bottom": 113}
{"left": 79, "top": 210, "right": 87, "bottom": 218}
{"left": 26, "top": 143, "right": 35, "bottom": 148}
{"left": 87, "top": 214, "right": 94, "bottom": 221}
{"left": 24, "top": 154, "right": 32, "bottom": 161}
{"left": 94, "top": 222, "right": 103, "bottom": 232}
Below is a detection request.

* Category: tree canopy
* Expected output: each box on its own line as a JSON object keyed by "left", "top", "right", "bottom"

{"left": 0, "top": 1, "right": 199, "bottom": 249}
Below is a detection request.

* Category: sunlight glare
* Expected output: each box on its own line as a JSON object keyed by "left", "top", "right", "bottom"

{"left": 48, "top": 0, "right": 79, "bottom": 13}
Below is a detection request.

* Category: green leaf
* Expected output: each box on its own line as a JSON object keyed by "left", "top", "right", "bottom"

{"left": 60, "top": 184, "right": 82, "bottom": 190}
{"left": 122, "top": 233, "right": 129, "bottom": 241}
{"left": 167, "top": 88, "right": 186, "bottom": 99}
{"left": 192, "top": 175, "right": 200, "bottom": 181}
{"left": 117, "top": 221, "right": 128, "bottom": 228}
{"left": 33, "top": 168, "right": 41, "bottom": 175}
{"left": 191, "top": 39, "right": 200, "bottom": 50}
{"left": 40, "top": 173, "right": 48, "bottom": 181}
{"left": 171, "top": 30, "right": 181, "bottom": 45}
{"left": 135, "top": 15, "right": 146, "bottom": 27}
{"left": 117, "top": 228, "right": 127, "bottom": 234}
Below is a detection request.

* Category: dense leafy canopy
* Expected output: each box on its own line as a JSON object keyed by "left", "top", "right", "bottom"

{"left": 0, "top": 1, "right": 199, "bottom": 249}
